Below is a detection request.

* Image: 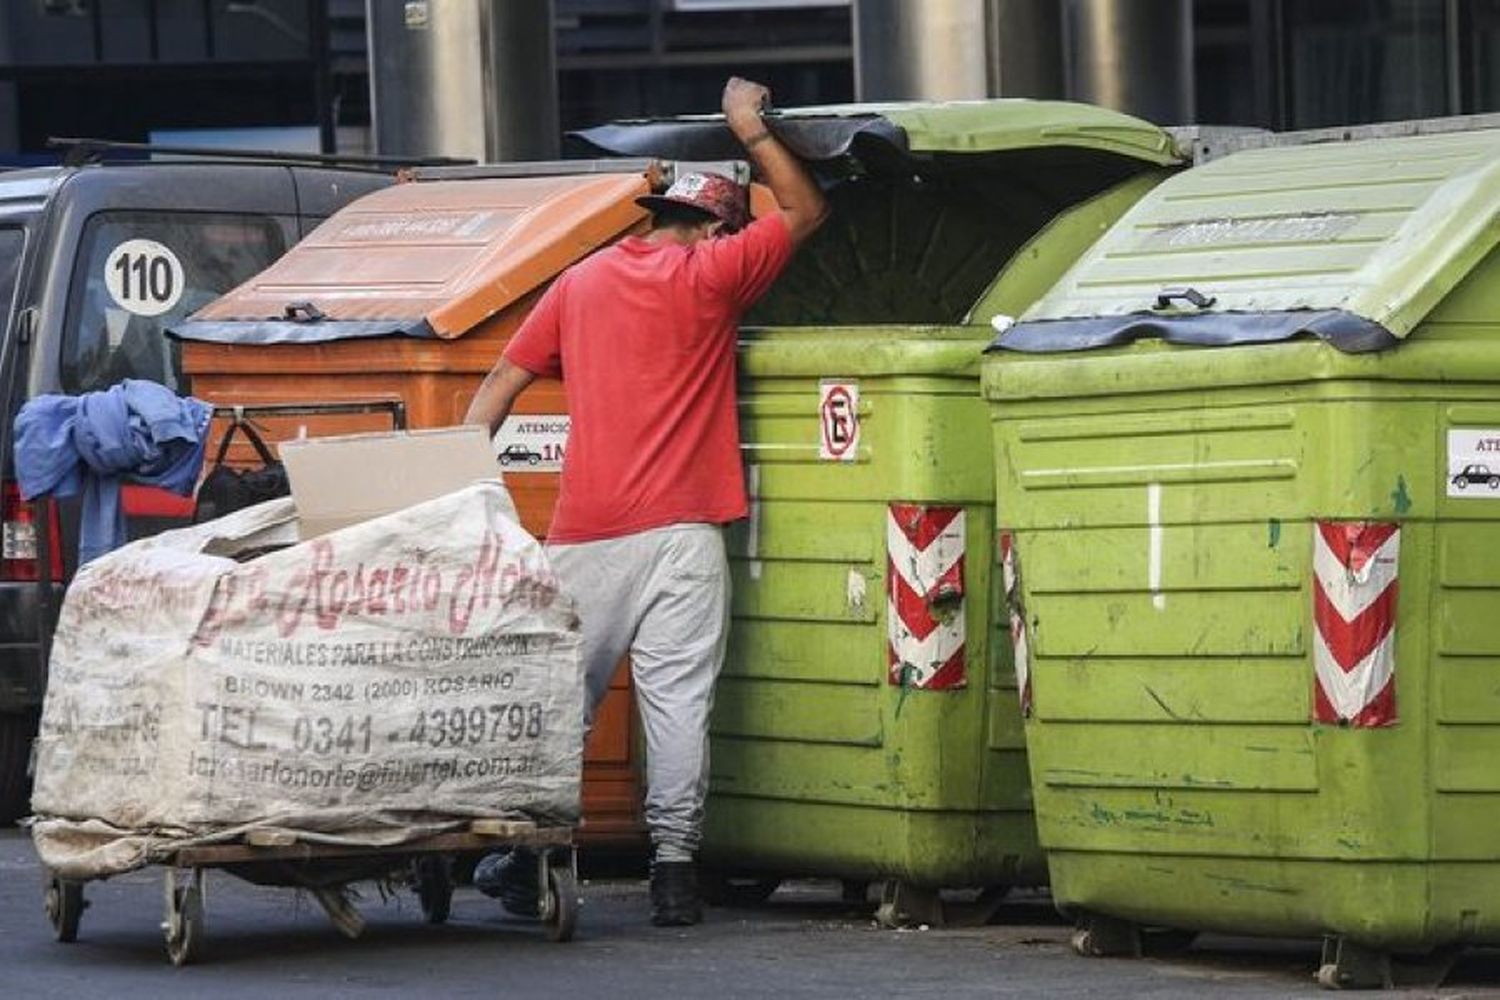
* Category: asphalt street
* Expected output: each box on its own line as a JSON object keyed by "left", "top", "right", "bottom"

{"left": 4, "top": 829, "right": 1500, "bottom": 999}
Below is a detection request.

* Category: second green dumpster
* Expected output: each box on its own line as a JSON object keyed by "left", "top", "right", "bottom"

{"left": 984, "top": 123, "right": 1500, "bottom": 985}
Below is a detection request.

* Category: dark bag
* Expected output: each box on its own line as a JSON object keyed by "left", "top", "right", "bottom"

{"left": 194, "top": 417, "right": 290, "bottom": 523}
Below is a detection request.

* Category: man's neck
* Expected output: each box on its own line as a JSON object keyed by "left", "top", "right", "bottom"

{"left": 644, "top": 227, "right": 694, "bottom": 246}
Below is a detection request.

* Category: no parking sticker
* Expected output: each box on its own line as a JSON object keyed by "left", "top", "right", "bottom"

{"left": 104, "top": 239, "right": 184, "bottom": 318}
{"left": 1447, "top": 429, "right": 1500, "bottom": 497}
{"left": 819, "top": 379, "right": 859, "bottom": 462}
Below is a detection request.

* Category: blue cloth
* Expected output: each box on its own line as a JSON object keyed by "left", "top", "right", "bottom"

{"left": 14, "top": 380, "right": 213, "bottom": 564}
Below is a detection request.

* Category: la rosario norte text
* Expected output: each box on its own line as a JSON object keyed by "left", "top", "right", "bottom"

{"left": 78, "top": 529, "right": 562, "bottom": 644}
{"left": 195, "top": 531, "right": 558, "bottom": 640}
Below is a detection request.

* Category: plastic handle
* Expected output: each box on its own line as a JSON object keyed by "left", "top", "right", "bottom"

{"left": 283, "top": 301, "right": 326, "bottom": 323}
{"left": 1154, "top": 287, "right": 1216, "bottom": 310}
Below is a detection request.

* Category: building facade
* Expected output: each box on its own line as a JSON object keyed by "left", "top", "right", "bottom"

{"left": 1, "top": 1, "right": 1498, "bottom": 165}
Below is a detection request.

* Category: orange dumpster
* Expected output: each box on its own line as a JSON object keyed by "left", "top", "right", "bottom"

{"left": 174, "top": 168, "right": 661, "bottom": 847}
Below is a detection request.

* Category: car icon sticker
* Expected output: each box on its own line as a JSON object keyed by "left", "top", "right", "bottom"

{"left": 1447, "top": 429, "right": 1500, "bottom": 497}
{"left": 494, "top": 414, "right": 569, "bottom": 473}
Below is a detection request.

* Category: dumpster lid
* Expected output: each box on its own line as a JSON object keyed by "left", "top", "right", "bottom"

{"left": 991, "top": 127, "right": 1500, "bottom": 355}
{"left": 571, "top": 102, "right": 1179, "bottom": 327}
{"left": 173, "top": 171, "right": 652, "bottom": 344}
{"left": 569, "top": 100, "right": 1180, "bottom": 167}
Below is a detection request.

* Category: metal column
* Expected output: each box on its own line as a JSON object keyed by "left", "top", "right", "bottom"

{"left": 482, "top": 0, "right": 559, "bottom": 163}
{"left": 1063, "top": 0, "right": 1195, "bottom": 124}
{"left": 367, "top": 0, "right": 558, "bottom": 162}
{"left": 854, "top": 0, "right": 990, "bottom": 101}
{"left": 987, "top": 0, "right": 1065, "bottom": 99}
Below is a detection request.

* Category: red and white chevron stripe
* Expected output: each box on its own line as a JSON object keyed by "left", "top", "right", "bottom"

{"left": 1312, "top": 520, "right": 1400, "bottom": 727}
{"left": 999, "top": 531, "right": 1032, "bottom": 716}
{"left": 887, "top": 504, "right": 966, "bottom": 690}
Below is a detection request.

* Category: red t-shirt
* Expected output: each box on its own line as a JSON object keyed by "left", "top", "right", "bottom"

{"left": 504, "top": 212, "right": 794, "bottom": 544}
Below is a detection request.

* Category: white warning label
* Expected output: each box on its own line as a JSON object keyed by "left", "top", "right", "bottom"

{"left": 1447, "top": 429, "right": 1500, "bottom": 497}
{"left": 494, "top": 414, "right": 569, "bottom": 473}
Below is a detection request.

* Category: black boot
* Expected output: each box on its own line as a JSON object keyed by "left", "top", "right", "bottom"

{"left": 650, "top": 860, "right": 702, "bottom": 927}
{"left": 473, "top": 847, "right": 540, "bottom": 917}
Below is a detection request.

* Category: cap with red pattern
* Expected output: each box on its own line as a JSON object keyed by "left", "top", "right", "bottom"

{"left": 636, "top": 172, "right": 749, "bottom": 233}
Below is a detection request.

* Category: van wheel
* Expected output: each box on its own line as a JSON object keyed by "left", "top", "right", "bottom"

{"left": 0, "top": 712, "right": 38, "bottom": 825}
{"left": 1489, "top": 477, "right": 1498, "bottom": 489}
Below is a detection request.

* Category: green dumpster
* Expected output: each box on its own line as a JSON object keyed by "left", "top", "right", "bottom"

{"left": 573, "top": 100, "right": 1182, "bottom": 923}
{"left": 983, "top": 124, "right": 1500, "bottom": 984}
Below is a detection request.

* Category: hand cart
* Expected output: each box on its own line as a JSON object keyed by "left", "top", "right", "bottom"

{"left": 43, "top": 818, "right": 579, "bottom": 966}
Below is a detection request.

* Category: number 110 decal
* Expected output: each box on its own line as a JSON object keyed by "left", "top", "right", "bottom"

{"left": 104, "top": 239, "right": 186, "bottom": 318}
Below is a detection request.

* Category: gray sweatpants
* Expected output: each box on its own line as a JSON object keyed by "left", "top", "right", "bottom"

{"left": 547, "top": 523, "right": 729, "bottom": 861}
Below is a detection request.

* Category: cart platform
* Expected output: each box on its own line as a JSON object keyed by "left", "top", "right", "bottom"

{"left": 43, "top": 818, "right": 579, "bottom": 965}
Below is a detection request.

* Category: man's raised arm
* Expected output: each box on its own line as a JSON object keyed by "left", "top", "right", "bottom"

{"left": 722, "top": 77, "right": 828, "bottom": 246}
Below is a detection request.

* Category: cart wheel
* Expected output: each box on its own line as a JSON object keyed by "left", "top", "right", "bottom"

{"left": 541, "top": 867, "right": 579, "bottom": 943}
{"left": 44, "top": 877, "right": 85, "bottom": 943}
{"left": 163, "top": 869, "right": 205, "bottom": 967}
{"left": 413, "top": 856, "right": 453, "bottom": 925}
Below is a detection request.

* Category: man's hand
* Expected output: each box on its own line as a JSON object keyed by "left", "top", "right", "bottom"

{"left": 722, "top": 77, "right": 770, "bottom": 127}
{"left": 721, "top": 76, "right": 827, "bottom": 247}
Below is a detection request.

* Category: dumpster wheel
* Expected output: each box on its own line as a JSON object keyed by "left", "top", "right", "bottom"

{"left": 1317, "top": 936, "right": 1392, "bottom": 990}
{"left": 44, "top": 876, "right": 85, "bottom": 943}
{"left": 702, "top": 871, "right": 782, "bottom": 908}
{"left": 1070, "top": 912, "right": 1142, "bottom": 958}
{"left": 1314, "top": 937, "right": 1460, "bottom": 991}
{"left": 875, "top": 881, "right": 944, "bottom": 929}
{"left": 1140, "top": 927, "right": 1199, "bottom": 956}
{"left": 840, "top": 880, "right": 869, "bottom": 905}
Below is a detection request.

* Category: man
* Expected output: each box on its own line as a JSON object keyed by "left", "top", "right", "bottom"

{"left": 464, "top": 76, "right": 827, "bottom": 926}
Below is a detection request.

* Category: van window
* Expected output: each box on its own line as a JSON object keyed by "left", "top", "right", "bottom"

{"left": 62, "top": 212, "right": 286, "bottom": 393}
{"left": 0, "top": 229, "right": 23, "bottom": 338}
